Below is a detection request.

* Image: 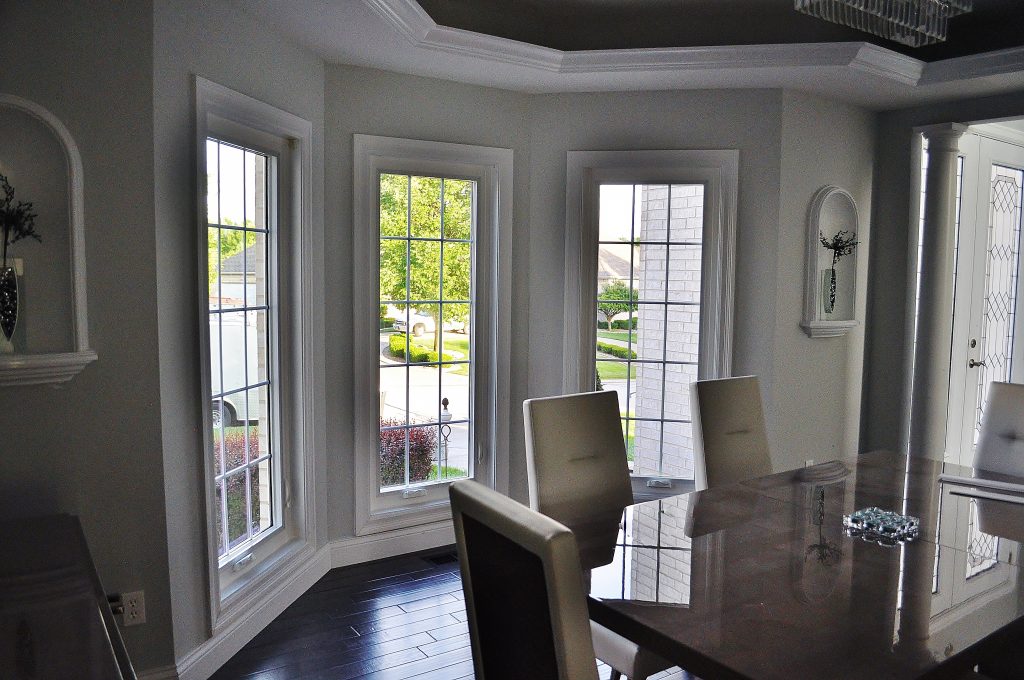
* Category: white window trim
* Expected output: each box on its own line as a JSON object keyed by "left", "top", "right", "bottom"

{"left": 353, "top": 134, "right": 512, "bottom": 536}
{"left": 196, "top": 77, "right": 319, "bottom": 632}
{"left": 562, "top": 150, "right": 739, "bottom": 393}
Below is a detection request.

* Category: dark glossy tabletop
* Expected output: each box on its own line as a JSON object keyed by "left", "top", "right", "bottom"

{"left": 0, "top": 515, "right": 134, "bottom": 680}
{"left": 585, "top": 451, "right": 1024, "bottom": 680}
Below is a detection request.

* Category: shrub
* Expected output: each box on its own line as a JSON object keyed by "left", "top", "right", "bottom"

{"left": 597, "top": 341, "right": 637, "bottom": 360}
{"left": 612, "top": 318, "right": 638, "bottom": 330}
{"left": 379, "top": 419, "right": 437, "bottom": 486}
{"left": 213, "top": 428, "right": 263, "bottom": 545}
{"left": 389, "top": 333, "right": 455, "bottom": 363}
{"left": 595, "top": 369, "right": 604, "bottom": 391}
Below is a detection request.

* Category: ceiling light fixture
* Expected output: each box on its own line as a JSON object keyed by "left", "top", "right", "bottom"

{"left": 795, "top": 0, "right": 973, "bottom": 48}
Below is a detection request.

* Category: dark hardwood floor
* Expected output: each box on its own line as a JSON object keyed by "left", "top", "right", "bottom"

{"left": 211, "top": 548, "right": 689, "bottom": 680}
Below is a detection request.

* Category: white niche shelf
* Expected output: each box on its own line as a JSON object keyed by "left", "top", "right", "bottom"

{"left": 0, "top": 94, "right": 97, "bottom": 386}
{"left": 801, "top": 185, "right": 860, "bottom": 339}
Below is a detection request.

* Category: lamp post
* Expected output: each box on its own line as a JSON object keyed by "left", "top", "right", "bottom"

{"left": 439, "top": 398, "right": 452, "bottom": 474}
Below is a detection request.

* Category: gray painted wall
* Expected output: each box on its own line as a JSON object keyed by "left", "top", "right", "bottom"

{"left": 0, "top": 1, "right": 173, "bottom": 670}
{"left": 778, "top": 91, "right": 875, "bottom": 466}
{"left": 153, "top": 0, "right": 327, "bottom": 661}
{"left": 862, "top": 91, "right": 1024, "bottom": 455}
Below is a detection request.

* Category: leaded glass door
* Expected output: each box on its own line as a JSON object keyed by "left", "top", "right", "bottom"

{"left": 946, "top": 132, "right": 1024, "bottom": 468}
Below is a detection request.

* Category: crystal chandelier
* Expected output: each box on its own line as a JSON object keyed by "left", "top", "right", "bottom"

{"left": 794, "top": 0, "right": 973, "bottom": 48}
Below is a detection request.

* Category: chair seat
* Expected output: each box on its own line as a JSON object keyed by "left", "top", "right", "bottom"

{"left": 590, "top": 620, "right": 673, "bottom": 679}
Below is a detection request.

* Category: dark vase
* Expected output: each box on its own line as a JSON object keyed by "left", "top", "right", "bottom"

{"left": 0, "top": 266, "right": 17, "bottom": 342}
{"left": 821, "top": 267, "right": 837, "bottom": 314}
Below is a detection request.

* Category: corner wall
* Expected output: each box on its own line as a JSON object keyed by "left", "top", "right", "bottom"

{"left": 777, "top": 91, "right": 875, "bottom": 468}
{"left": 0, "top": 1, "right": 174, "bottom": 670}
{"left": 152, "top": 0, "right": 327, "bottom": 663}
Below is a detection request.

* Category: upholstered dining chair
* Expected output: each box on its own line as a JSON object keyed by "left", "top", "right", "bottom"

{"left": 524, "top": 390, "right": 673, "bottom": 680}
{"left": 691, "top": 375, "right": 773, "bottom": 491}
{"left": 974, "top": 381, "right": 1024, "bottom": 478}
{"left": 449, "top": 479, "right": 599, "bottom": 680}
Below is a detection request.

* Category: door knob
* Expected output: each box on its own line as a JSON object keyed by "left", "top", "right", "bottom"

{"left": 969, "top": 358, "right": 986, "bottom": 368}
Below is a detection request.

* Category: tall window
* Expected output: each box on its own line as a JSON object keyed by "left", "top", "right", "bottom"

{"left": 378, "top": 173, "right": 474, "bottom": 490}
{"left": 198, "top": 78, "right": 315, "bottom": 619}
{"left": 206, "top": 138, "right": 278, "bottom": 560}
{"left": 354, "top": 135, "right": 512, "bottom": 535}
{"left": 596, "top": 184, "right": 703, "bottom": 478}
{"left": 563, "top": 150, "right": 738, "bottom": 482}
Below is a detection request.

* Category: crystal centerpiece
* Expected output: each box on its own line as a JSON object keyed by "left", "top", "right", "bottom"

{"left": 843, "top": 507, "right": 920, "bottom": 546}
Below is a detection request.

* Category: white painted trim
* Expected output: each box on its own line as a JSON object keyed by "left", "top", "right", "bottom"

{"left": 0, "top": 350, "right": 98, "bottom": 386}
{"left": 921, "top": 45, "right": 1024, "bottom": 85}
{"left": 176, "top": 545, "right": 331, "bottom": 680}
{"left": 353, "top": 134, "right": 512, "bottom": 536}
{"left": 195, "top": 77, "right": 320, "bottom": 634}
{"left": 171, "top": 525, "right": 455, "bottom": 680}
{"left": 850, "top": 44, "right": 923, "bottom": 85}
{"left": 328, "top": 521, "right": 455, "bottom": 567}
{"left": 563, "top": 150, "right": 738, "bottom": 394}
{"left": 363, "top": 1, "right": 930, "bottom": 84}
{"left": 0, "top": 94, "right": 97, "bottom": 384}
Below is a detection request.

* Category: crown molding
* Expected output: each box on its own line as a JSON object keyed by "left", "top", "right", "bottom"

{"left": 251, "top": 0, "right": 1024, "bottom": 106}
{"left": 921, "top": 45, "right": 1024, "bottom": 85}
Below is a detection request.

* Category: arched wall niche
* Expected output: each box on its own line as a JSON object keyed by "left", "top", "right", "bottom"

{"left": 0, "top": 94, "right": 96, "bottom": 385}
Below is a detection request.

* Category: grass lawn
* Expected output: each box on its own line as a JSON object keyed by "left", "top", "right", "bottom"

{"left": 405, "top": 333, "right": 470, "bottom": 376}
{"left": 595, "top": 358, "right": 636, "bottom": 380}
{"left": 597, "top": 329, "right": 637, "bottom": 344}
{"left": 427, "top": 464, "right": 468, "bottom": 481}
{"left": 622, "top": 415, "right": 635, "bottom": 462}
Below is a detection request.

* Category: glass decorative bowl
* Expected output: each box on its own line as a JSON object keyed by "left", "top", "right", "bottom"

{"left": 843, "top": 507, "right": 920, "bottom": 547}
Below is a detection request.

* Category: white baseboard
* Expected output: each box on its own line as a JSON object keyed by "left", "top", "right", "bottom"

{"left": 175, "top": 545, "right": 331, "bottom": 680}
{"left": 168, "top": 522, "right": 455, "bottom": 680}
{"left": 329, "top": 519, "right": 455, "bottom": 568}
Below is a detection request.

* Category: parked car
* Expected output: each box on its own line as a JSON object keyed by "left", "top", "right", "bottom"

{"left": 393, "top": 311, "right": 467, "bottom": 336}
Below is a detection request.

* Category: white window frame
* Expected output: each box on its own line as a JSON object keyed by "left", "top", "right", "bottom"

{"left": 563, "top": 150, "right": 738, "bottom": 395}
{"left": 354, "top": 135, "right": 512, "bottom": 535}
{"left": 196, "top": 77, "right": 318, "bottom": 630}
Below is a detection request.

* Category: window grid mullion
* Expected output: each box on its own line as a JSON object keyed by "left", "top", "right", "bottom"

{"left": 438, "top": 178, "right": 446, "bottom": 441}
{"left": 242, "top": 149, "right": 253, "bottom": 545}
{"left": 658, "top": 185, "right": 673, "bottom": 475}
{"left": 216, "top": 141, "right": 229, "bottom": 553}
{"left": 404, "top": 174, "right": 412, "bottom": 488}
{"left": 625, "top": 184, "right": 636, "bottom": 447}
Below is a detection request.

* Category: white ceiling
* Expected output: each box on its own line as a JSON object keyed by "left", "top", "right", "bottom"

{"left": 243, "top": 0, "right": 1024, "bottom": 110}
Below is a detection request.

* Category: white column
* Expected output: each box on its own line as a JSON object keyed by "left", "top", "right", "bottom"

{"left": 909, "top": 123, "right": 967, "bottom": 458}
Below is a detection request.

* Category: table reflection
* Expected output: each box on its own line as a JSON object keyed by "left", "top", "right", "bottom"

{"left": 585, "top": 452, "right": 1024, "bottom": 679}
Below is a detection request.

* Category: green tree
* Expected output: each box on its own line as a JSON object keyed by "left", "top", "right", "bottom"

{"left": 597, "top": 280, "right": 637, "bottom": 330}
{"left": 208, "top": 217, "right": 256, "bottom": 286}
{"left": 379, "top": 174, "right": 473, "bottom": 352}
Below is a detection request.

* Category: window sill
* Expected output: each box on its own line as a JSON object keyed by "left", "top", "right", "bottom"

{"left": 356, "top": 494, "right": 455, "bottom": 536}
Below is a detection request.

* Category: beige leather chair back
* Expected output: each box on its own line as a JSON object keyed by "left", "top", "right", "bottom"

{"left": 691, "top": 376, "right": 772, "bottom": 490}
{"left": 975, "top": 381, "right": 1024, "bottom": 478}
{"left": 450, "top": 480, "right": 599, "bottom": 680}
{"left": 523, "top": 390, "right": 634, "bottom": 526}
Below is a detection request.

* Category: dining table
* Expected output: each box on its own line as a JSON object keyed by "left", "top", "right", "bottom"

{"left": 581, "top": 451, "right": 1024, "bottom": 679}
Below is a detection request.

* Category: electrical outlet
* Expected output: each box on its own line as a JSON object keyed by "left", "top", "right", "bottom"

{"left": 805, "top": 459, "right": 815, "bottom": 467}
{"left": 122, "top": 590, "right": 145, "bottom": 626}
